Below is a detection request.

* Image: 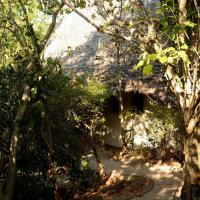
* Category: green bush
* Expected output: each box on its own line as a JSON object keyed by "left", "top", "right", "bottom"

{"left": 124, "top": 98, "right": 183, "bottom": 155}
{"left": 0, "top": 58, "right": 88, "bottom": 199}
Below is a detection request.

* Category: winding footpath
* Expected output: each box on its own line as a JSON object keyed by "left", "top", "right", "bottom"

{"left": 86, "top": 148, "right": 183, "bottom": 200}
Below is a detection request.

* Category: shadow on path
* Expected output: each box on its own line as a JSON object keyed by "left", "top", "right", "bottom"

{"left": 85, "top": 148, "right": 183, "bottom": 200}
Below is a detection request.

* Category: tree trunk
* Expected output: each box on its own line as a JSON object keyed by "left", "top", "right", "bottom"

{"left": 174, "top": 1, "right": 200, "bottom": 198}
{"left": 3, "top": 85, "right": 30, "bottom": 200}
{"left": 119, "top": 101, "right": 127, "bottom": 153}
{"left": 181, "top": 109, "right": 200, "bottom": 200}
{"left": 3, "top": 127, "right": 20, "bottom": 200}
{"left": 92, "top": 144, "right": 105, "bottom": 177}
{"left": 116, "top": 42, "right": 127, "bottom": 152}
{"left": 2, "top": 3, "right": 63, "bottom": 199}
{"left": 89, "top": 128, "right": 105, "bottom": 177}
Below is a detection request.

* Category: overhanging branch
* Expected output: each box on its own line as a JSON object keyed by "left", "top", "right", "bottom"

{"left": 40, "top": 2, "right": 65, "bottom": 51}
{"left": 62, "top": 0, "right": 131, "bottom": 41}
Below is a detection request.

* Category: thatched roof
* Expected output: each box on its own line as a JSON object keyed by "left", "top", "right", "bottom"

{"left": 44, "top": 6, "right": 175, "bottom": 103}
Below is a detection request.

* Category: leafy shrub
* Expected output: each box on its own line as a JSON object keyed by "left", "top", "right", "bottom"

{"left": 124, "top": 98, "right": 183, "bottom": 156}
{"left": 0, "top": 58, "right": 88, "bottom": 198}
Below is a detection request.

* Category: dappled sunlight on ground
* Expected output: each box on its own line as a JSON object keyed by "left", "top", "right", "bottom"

{"left": 85, "top": 147, "right": 183, "bottom": 200}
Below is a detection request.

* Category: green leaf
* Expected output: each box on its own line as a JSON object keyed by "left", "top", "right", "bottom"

{"left": 181, "top": 44, "right": 188, "bottom": 50}
{"left": 163, "top": 47, "right": 175, "bottom": 53}
{"left": 149, "top": 54, "right": 158, "bottom": 61}
{"left": 156, "top": 9, "right": 163, "bottom": 15}
{"left": 31, "top": 87, "right": 37, "bottom": 97}
{"left": 129, "top": 21, "right": 134, "bottom": 28}
{"left": 178, "top": 51, "right": 188, "bottom": 62}
{"left": 143, "top": 65, "right": 153, "bottom": 76}
{"left": 134, "top": 60, "right": 144, "bottom": 69}
{"left": 184, "top": 21, "right": 196, "bottom": 28}
{"left": 163, "top": 21, "right": 169, "bottom": 27}
{"left": 159, "top": 56, "right": 168, "bottom": 64}
{"left": 173, "top": 24, "right": 182, "bottom": 34}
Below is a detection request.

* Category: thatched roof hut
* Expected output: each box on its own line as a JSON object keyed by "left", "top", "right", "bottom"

{"left": 44, "top": 6, "right": 174, "bottom": 102}
{"left": 44, "top": 6, "right": 179, "bottom": 147}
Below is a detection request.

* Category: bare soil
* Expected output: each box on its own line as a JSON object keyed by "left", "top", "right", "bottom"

{"left": 85, "top": 146, "right": 183, "bottom": 200}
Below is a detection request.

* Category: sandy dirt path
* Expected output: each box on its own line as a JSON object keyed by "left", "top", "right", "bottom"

{"left": 86, "top": 148, "right": 183, "bottom": 200}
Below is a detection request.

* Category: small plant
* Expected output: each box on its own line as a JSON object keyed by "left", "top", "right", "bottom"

{"left": 123, "top": 99, "right": 182, "bottom": 156}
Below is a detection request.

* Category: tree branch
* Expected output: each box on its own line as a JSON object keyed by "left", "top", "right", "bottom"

{"left": 7, "top": 18, "right": 29, "bottom": 51}
{"left": 17, "top": 0, "right": 40, "bottom": 54}
{"left": 40, "top": 2, "right": 65, "bottom": 51}
{"left": 62, "top": 0, "right": 131, "bottom": 41}
{"left": 165, "top": 65, "right": 184, "bottom": 106}
{"left": 0, "top": 25, "right": 28, "bottom": 52}
{"left": 193, "top": 0, "right": 200, "bottom": 19}
{"left": 178, "top": 0, "right": 187, "bottom": 24}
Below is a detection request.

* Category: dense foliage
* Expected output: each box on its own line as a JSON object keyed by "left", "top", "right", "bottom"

{"left": 0, "top": 0, "right": 199, "bottom": 199}
{"left": 0, "top": 58, "right": 91, "bottom": 199}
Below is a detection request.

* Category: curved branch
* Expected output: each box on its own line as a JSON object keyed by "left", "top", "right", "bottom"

{"left": 62, "top": 0, "right": 131, "bottom": 41}
{"left": 40, "top": 2, "right": 65, "bottom": 51}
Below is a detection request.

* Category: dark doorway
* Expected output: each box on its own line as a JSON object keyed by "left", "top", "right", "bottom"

{"left": 106, "top": 95, "right": 120, "bottom": 114}
{"left": 132, "top": 92, "right": 144, "bottom": 114}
